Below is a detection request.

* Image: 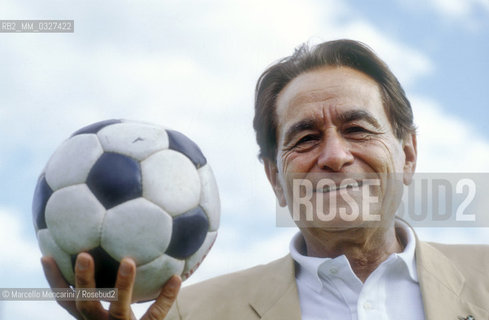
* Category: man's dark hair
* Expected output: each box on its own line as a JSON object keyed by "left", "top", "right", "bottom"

{"left": 253, "top": 39, "right": 416, "bottom": 161}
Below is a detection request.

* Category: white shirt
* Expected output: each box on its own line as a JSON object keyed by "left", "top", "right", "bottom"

{"left": 289, "top": 220, "right": 425, "bottom": 320}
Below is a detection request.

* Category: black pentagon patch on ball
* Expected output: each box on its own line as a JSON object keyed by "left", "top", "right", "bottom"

{"left": 86, "top": 152, "right": 142, "bottom": 209}
{"left": 166, "top": 206, "right": 209, "bottom": 260}
{"left": 32, "top": 175, "right": 53, "bottom": 230}
{"left": 71, "top": 119, "right": 122, "bottom": 137}
{"left": 71, "top": 247, "right": 120, "bottom": 288}
{"left": 166, "top": 129, "right": 207, "bottom": 168}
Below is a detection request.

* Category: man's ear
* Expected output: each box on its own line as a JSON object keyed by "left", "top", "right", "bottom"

{"left": 402, "top": 133, "right": 417, "bottom": 185}
{"left": 263, "top": 158, "right": 287, "bottom": 207}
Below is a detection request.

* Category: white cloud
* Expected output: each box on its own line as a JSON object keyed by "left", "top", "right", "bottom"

{"left": 398, "top": 0, "right": 489, "bottom": 29}
{"left": 412, "top": 96, "right": 489, "bottom": 172}
{"left": 428, "top": 0, "right": 489, "bottom": 20}
{"left": 0, "top": 209, "right": 41, "bottom": 276}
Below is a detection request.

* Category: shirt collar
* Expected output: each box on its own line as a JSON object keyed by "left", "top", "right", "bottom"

{"left": 394, "top": 218, "right": 418, "bottom": 282}
{"left": 289, "top": 218, "right": 418, "bottom": 292}
{"left": 290, "top": 231, "right": 331, "bottom": 292}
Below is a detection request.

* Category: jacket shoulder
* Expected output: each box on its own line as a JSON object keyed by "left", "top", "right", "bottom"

{"left": 167, "top": 255, "right": 295, "bottom": 320}
{"left": 427, "top": 242, "right": 489, "bottom": 275}
{"left": 422, "top": 241, "right": 489, "bottom": 307}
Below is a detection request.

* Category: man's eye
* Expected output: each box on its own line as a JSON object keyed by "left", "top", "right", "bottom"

{"left": 344, "top": 126, "right": 369, "bottom": 134}
{"left": 293, "top": 135, "right": 319, "bottom": 148}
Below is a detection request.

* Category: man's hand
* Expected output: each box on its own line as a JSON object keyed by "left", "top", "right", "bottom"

{"left": 41, "top": 253, "right": 181, "bottom": 320}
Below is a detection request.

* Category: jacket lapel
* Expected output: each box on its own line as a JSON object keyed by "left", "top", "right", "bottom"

{"left": 416, "top": 241, "right": 489, "bottom": 320}
{"left": 248, "top": 255, "right": 302, "bottom": 320}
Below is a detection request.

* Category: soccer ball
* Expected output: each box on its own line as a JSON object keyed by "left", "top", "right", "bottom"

{"left": 32, "top": 119, "right": 220, "bottom": 302}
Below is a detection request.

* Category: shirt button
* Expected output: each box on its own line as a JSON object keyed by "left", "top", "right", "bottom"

{"left": 329, "top": 268, "right": 338, "bottom": 274}
{"left": 363, "top": 301, "right": 373, "bottom": 310}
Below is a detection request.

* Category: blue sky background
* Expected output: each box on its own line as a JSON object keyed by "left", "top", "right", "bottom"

{"left": 1, "top": 0, "right": 488, "bottom": 318}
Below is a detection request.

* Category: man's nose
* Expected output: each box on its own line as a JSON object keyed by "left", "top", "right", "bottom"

{"left": 316, "top": 131, "right": 354, "bottom": 171}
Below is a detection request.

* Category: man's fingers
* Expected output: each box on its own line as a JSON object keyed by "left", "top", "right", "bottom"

{"left": 74, "top": 252, "right": 108, "bottom": 319}
{"left": 41, "top": 256, "right": 82, "bottom": 319}
{"left": 142, "top": 275, "right": 181, "bottom": 320}
{"left": 108, "top": 257, "right": 136, "bottom": 320}
{"left": 43, "top": 254, "right": 178, "bottom": 320}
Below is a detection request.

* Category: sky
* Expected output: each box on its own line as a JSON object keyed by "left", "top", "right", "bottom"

{"left": 1, "top": 0, "right": 488, "bottom": 318}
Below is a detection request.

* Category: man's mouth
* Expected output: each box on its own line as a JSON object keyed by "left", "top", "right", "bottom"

{"left": 314, "top": 180, "right": 364, "bottom": 193}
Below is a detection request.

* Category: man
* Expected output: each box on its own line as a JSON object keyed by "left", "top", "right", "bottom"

{"left": 42, "top": 39, "right": 489, "bottom": 319}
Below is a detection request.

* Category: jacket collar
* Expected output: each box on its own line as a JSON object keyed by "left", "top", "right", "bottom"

{"left": 248, "top": 255, "right": 302, "bottom": 320}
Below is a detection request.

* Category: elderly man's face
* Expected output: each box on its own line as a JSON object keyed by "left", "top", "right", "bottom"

{"left": 265, "top": 66, "right": 417, "bottom": 230}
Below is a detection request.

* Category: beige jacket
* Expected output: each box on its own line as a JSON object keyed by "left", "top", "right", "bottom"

{"left": 167, "top": 241, "right": 489, "bottom": 319}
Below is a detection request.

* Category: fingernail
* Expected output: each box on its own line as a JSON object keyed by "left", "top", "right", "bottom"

{"left": 119, "top": 260, "right": 132, "bottom": 276}
{"left": 76, "top": 255, "right": 89, "bottom": 271}
{"left": 167, "top": 276, "right": 181, "bottom": 290}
